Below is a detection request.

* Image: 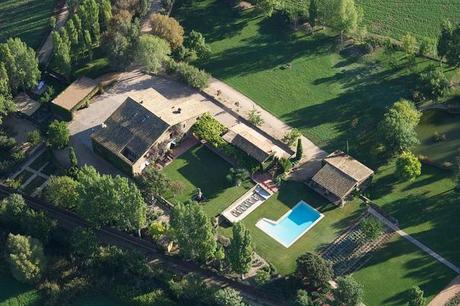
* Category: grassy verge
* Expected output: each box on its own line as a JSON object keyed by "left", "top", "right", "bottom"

{"left": 0, "top": 0, "right": 56, "bottom": 49}
{"left": 162, "top": 145, "right": 254, "bottom": 217}
{"left": 0, "top": 262, "right": 41, "bottom": 306}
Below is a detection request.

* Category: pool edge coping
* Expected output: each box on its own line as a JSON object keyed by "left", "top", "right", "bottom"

{"left": 255, "top": 200, "right": 325, "bottom": 248}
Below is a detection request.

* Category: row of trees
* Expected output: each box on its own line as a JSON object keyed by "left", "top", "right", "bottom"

{"left": 44, "top": 165, "right": 147, "bottom": 232}
{"left": 0, "top": 38, "right": 41, "bottom": 123}
{"left": 170, "top": 202, "right": 254, "bottom": 277}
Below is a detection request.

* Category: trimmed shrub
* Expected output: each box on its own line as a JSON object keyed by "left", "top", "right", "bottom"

{"left": 172, "top": 61, "right": 210, "bottom": 89}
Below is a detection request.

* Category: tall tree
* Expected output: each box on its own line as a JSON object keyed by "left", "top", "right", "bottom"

{"left": 228, "top": 223, "right": 253, "bottom": 277}
{"left": 378, "top": 99, "right": 421, "bottom": 153}
{"left": 401, "top": 32, "right": 418, "bottom": 56}
{"left": 318, "top": 0, "right": 362, "bottom": 43}
{"left": 136, "top": 166, "right": 173, "bottom": 200}
{"left": 6, "top": 233, "right": 46, "bottom": 284}
{"left": 51, "top": 30, "right": 72, "bottom": 76}
{"left": 0, "top": 63, "right": 15, "bottom": 123}
{"left": 98, "top": 0, "right": 113, "bottom": 29}
{"left": 170, "top": 203, "right": 217, "bottom": 263}
{"left": 0, "top": 38, "right": 40, "bottom": 92}
{"left": 296, "top": 252, "right": 333, "bottom": 290}
{"left": 75, "top": 165, "right": 147, "bottom": 233}
{"left": 333, "top": 275, "right": 364, "bottom": 306}
{"left": 44, "top": 176, "right": 79, "bottom": 209}
{"left": 437, "top": 20, "right": 453, "bottom": 61}
{"left": 47, "top": 120, "right": 70, "bottom": 149}
{"left": 79, "top": 0, "right": 101, "bottom": 44}
{"left": 66, "top": 19, "right": 79, "bottom": 56}
{"left": 214, "top": 288, "right": 246, "bottom": 306}
{"left": 396, "top": 151, "right": 421, "bottom": 182}
{"left": 149, "top": 13, "right": 184, "bottom": 49}
{"left": 134, "top": 34, "right": 171, "bottom": 73}
{"left": 309, "top": 0, "right": 318, "bottom": 26}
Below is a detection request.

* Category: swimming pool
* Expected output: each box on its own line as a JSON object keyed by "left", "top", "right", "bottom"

{"left": 256, "top": 201, "right": 324, "bottom": 248}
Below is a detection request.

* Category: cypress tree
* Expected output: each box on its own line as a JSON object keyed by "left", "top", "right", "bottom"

{"left": 296, "top": 138, "right": 303, "bottom": 161}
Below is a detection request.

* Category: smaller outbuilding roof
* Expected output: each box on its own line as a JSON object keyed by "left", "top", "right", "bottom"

{"left": 15, "top": 93, "right": 40, "bottom": 117}
{"left": 223, "top": 123, "right": 289, "bottom": 163}
{"left": 324, "top": 151, "right": 374, "bottom": 182}
{"left": 52, "top": 77, "right": 99, "bottom": 111}
{"left": 311, "top": 151, "right": 374, "bottom": 200}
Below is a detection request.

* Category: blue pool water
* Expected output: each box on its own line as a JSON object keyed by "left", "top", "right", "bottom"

{"left": 256, "top": 201, "right": 323, "bottom": 248}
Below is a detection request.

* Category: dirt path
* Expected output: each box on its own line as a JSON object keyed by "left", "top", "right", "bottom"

{"left": 38, "top": 3, "right": 70, "bottom": 65}
{"left": 429, "top": 274, "right": 460, "bottom": 306}
{"left": 204, "top": 78, "right": 327, "bottom": 180}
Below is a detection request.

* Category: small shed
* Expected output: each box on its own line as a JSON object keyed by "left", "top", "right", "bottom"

{"left": 15, "top": 93, "right": 41, "bottom": 117}
{"left": 223, "top": 123, "right": 290, "bottom": 163}
{"left": 51, "top": 77, "right": 99, "bottom": 120}
{"left": 308, "top": 150, "right": 374, "bottom": 205}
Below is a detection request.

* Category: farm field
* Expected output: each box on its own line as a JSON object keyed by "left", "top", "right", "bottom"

{"left": 173, "top": 0, "right": 434, "bottom": 160}
{"left": 356, "top": 0, "right": 460, "bottom": 39}
{"left": 0, "top": 0, "right": 56, "bottom": 49}
{"left": 163, "top": 145, "right": 254, "bottom": 217}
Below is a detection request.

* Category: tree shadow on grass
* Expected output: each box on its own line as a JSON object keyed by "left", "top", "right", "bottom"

{"left": 173, "top": 0, "right": 254, "bottom": 43}
{"left": 359, "top": 236, "right": 455, "bottom": 305}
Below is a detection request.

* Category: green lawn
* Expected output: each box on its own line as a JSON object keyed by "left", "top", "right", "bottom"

{"left": 220, "top": 181, "right": 362, "bottom": 275}
{"left": 353, "top": 235, "right": 455, "bottom": 305}
{"left": 173, "top": 0, "right": 432, "bottom": 160}
{"left": 416, "top": 109, "right": 460, "bottom": 167}
{"left": 0, "top": 272, "right": 40, "bottom": 306}
{"left": 162, "top": 145, "right": 254, "bottom": 217}
{"left": 0, "top": 0, "right": 56, "bottom": 49}
{"left": 369, "top": 161, "right": 460, "bottom": 267}
{"left": 356, "top": 0, "right": 460, "bottom": 39}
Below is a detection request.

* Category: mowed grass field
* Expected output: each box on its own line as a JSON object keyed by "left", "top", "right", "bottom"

{"left": 357, "top": 0, "right": 460, "bottom": 39}
{"left": 173, "top": 0, "right": 433, "bottom": 160}
{"left": 0, "top": 0, "right": 56, "bottom": 49}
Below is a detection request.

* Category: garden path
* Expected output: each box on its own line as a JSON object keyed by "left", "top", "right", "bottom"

{"left": 429, "top": 274, "right": 460, "bottom": 306}
{"left": 369, "top": 207, "right": 460, "bottom": 274}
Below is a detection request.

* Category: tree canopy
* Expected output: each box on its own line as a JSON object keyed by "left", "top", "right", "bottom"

{"left": 75, "top": 165, "right": 147, "bottom": 232}
{"left": 191, "top": 113, "right": 227, "bottom": 147}
{"left": 378, "top": 99, "right": 421, "bottom": 153}
{"left": 6, "top": 233, "right": 46, "bottom": 284}
{"left": 296, "top": 252, "right": 333, "bottom": 290}
{"left": 228, "top": 222, "right": 253, "bottom": 275}
{"left": 0, "top": 38, "right": 40, "bottom": 92}
{"left": 396, "top": 151, "right": 422, "bottom": 182}
{"left": 149, "top": 13, "right": 184, "bottom": 49}
{"left": 332, "top": 275, "right": 364, "bottom": 306}
{"left": 318, "top": 0, "right": 362, "bottom": 39}
{"left": 135, "top": 34, "right": 171, "bottom": 73}
{"left": 214, "top": 288, "right": 246, "bottom": 306}
{"left": 47, "top": 120, "right": 70, "bottom": 149}
{"left": 170, "top": 202, "right": 217, "bottom": 263}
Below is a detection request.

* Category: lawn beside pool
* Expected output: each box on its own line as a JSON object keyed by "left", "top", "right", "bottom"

{"left": 0, "top": 0, "right": 56, "bottom": 49}
{"left": 369, "top": 161, "right": 460, "bottom": 266}
{"left": 162, "top": 145, "right": 254, "bottom": 217}
{"left": 173, "top": 0, "right": 432, "bottom": 157}
{"left": 220, "top": 181, "right": 362, "bottom": 275}
{"left": 353, "top": 235, "right": 455, "bottom": 306}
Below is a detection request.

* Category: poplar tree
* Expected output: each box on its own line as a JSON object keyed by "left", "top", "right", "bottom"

{"left": 228, "top": 222, "right": 253, "bottom": 277}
